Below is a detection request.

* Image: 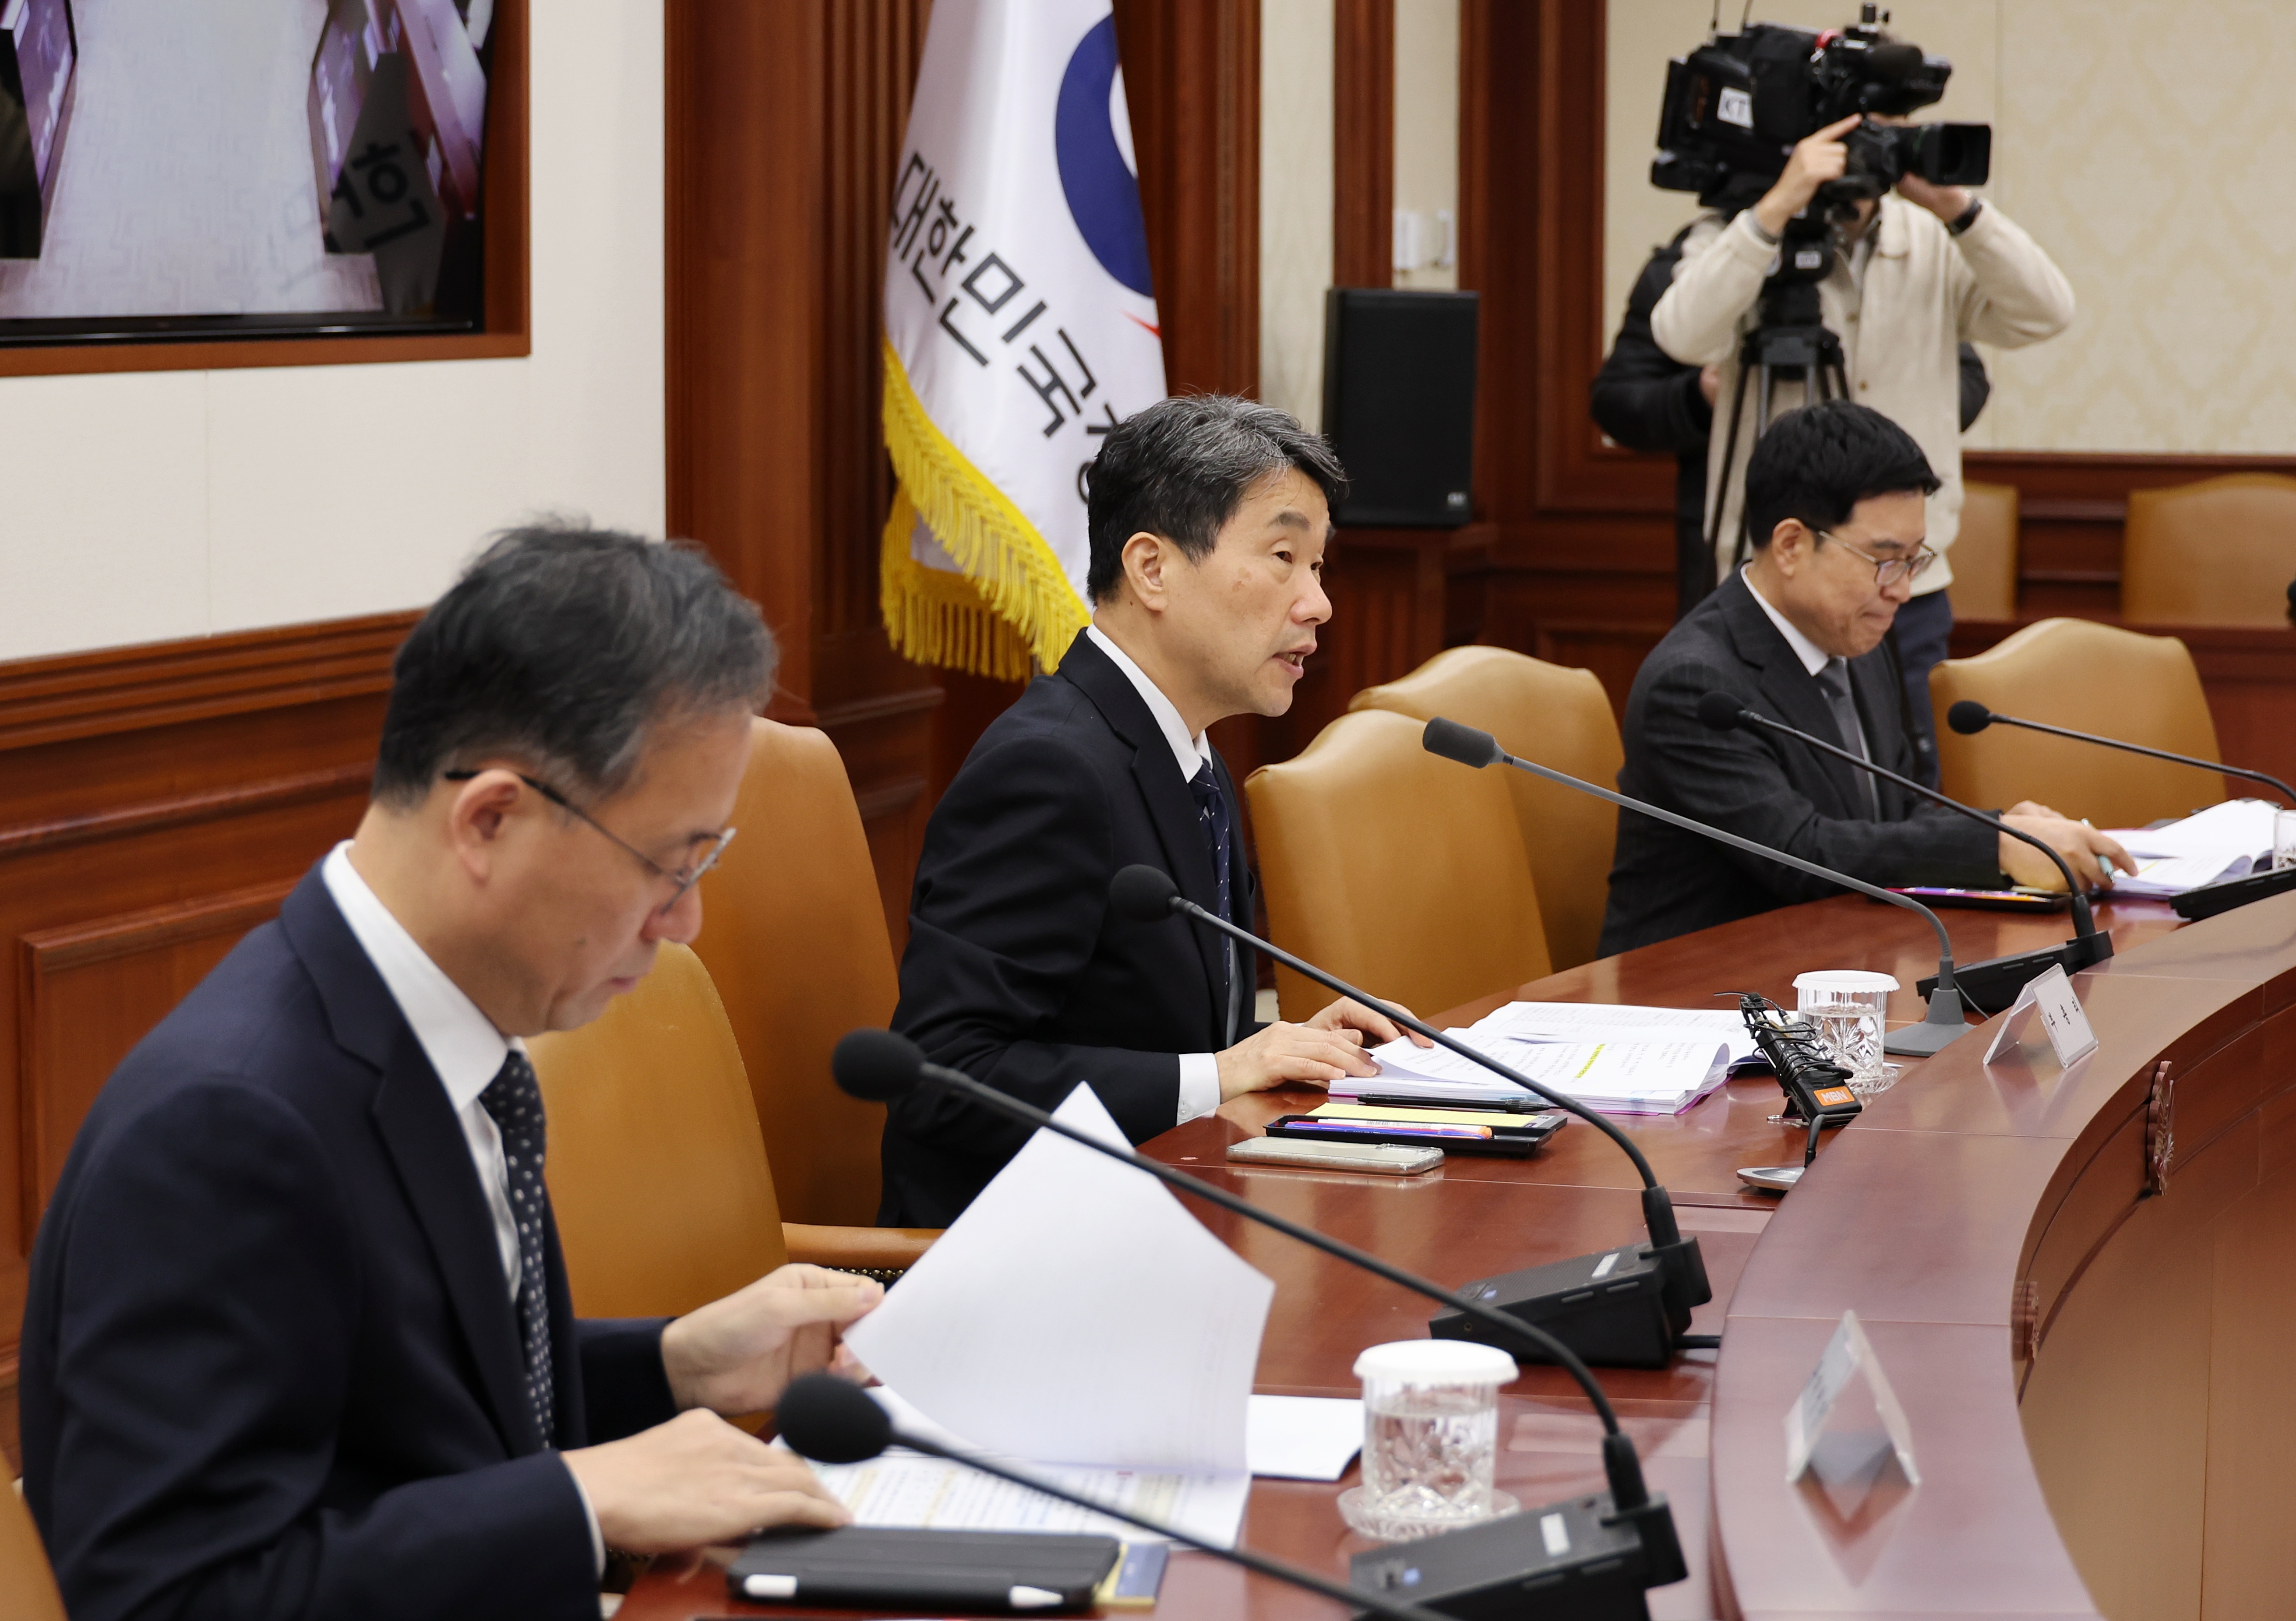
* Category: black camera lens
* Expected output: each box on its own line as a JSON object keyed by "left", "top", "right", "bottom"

{"left": 1913, "top": 123, "right": 1992, "bottom": 187}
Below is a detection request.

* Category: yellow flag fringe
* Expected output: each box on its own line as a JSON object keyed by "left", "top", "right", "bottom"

{"left": 878, "top": 337, "right": 1090, "bottom": 677}
{"left": 878, "top": 487, "right": 1036, "bottom": 681}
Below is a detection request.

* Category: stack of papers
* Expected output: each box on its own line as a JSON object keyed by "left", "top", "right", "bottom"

{"left": 2100, "top": 800, "right": 2280, "bottom": 897}
{"left": 834, "top": 1086, "right": 1360, "bottom": 1547}
{"left": 814, "top": 1389, "right": 1363, "bottom": 1545}
{"left": 1337, "top": 1001, "right": 1751, "bottom": 1115}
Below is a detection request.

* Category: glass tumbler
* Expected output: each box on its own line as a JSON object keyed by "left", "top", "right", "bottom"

{"left": 1337, "top": 1340, "right": 1518, "bottom": 1543}
{"left": 2275, "top": 809, "right": 2296, "bottom": 871}
{"left": 1793, "top": 970, "right": 1900, "bottom": 1094}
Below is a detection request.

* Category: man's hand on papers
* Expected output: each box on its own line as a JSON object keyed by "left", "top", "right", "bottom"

{"left": 661, "top": 1263, "right": 884, "bottom": 1417}
{"left": 563, "top": 1408, "right": 849, "bottom": 1553}
{"left": 1999, "top": 802, "right": 2133, "bottom": 892}
{"left": 1215, "top": 996, "right": 1431, "bottom": 1101}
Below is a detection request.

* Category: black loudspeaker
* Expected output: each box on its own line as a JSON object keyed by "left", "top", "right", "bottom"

{"left": 1320, "top": 288, "right": 1479, "bottom": 528}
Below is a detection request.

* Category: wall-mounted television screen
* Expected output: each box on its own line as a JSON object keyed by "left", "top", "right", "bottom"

{"left": 0, "top": 0, "right": 496, "bottom": 346}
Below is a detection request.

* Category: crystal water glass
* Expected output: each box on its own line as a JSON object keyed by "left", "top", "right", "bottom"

{"left": 1793, "top": 970, "right": 1900, "bottom": 1094}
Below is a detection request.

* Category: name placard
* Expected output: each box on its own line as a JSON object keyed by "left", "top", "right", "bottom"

{"left": 1982, "top": 963, "right": 2097, "bottom": 1069}
{"left": 1784, "top": 1309, "right": 1920, "bottom": 1488}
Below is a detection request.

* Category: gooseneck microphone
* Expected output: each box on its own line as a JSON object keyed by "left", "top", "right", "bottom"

{"left": 1107, "top": 863, "right": 1716, "bottom": 1365}
{"left": 1420, "top": 716, "right": 1973, "bottom": 1058}
{"left": 773, "top": 1375, "right": 1453, "bottom": 1621}
{"left": 1946, "top": 700, "right": 2296, "bottom": 806}
{"left": 829, "top": 1028, "right": 1689, "bottom": 1598}
{"left": 1695, "top": 693, "right": 2112, "bottom": 1012}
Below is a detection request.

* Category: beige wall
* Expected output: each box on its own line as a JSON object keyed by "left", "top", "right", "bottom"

{"left": 1261, "top": 0, "right": 1336, "bottom": 430}
{"left": 1259, "top": 0, "right": 1461, "bottom": 428}
{"left": 1604, "top": 0, "right": 2294, "bottom": 454}
{"left": 0, "top": 0, "right": 666, "bottom": 662}
{"left": 1393, "top": 0, "right": 1459, "bottom": 292}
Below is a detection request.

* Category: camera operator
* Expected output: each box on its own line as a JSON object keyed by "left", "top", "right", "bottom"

{"left": 1593, "top": 226, "right": 1992, "bottom": 623}
{"left": 1651, "top": 111, "right": 2073, "bottom": 764}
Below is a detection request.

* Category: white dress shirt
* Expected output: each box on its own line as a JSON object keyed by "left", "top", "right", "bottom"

{"left": 319, "top": 843, "right": 605, "bottom": 1570}
{"left": 1740, "top": 569, "right": 1875, "bottom": 763}
{"left": 1740, "top": 569, "right": 1831, "bottom": 679}
{"left": 1084, "top": 625, "right": 1227, "bottom": 1125}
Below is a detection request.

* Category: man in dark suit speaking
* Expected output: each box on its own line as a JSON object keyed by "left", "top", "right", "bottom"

{"left": 1599, "top": 401, "right": 2130, "bottom": 954}
{"left": 882, "top": 396, "right": 1421, "bottom": 1226}
{"left": 22, "top": 529, "right": 881, "bottom": 1621}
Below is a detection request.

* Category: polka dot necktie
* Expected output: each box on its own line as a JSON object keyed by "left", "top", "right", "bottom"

{"left": 1187, "top": 758, "right": 1242, "bottom": 1045}
{"left": 479, "top": 1048, "right": 555, "bottom": 1447}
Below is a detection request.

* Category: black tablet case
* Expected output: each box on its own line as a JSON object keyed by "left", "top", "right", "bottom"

{"left": 728, "top": 1525, "right": 1122, "bottom": 1612}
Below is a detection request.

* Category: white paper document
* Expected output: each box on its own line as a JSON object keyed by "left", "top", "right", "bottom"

{"left": 814, "top": 1452, "right": 1254, "bottom": 1547}
{"left": 1342, "top": 1002, "right": 1740, "bottom": 1114}
{"left": 834, "top": 1086, "right": 1275, "bottom": 1545}
{"left": 1471, "top": 1000, "right": 1756, "bottom": 1058}
{"left": 2102, "top": 800, "right": 2280, "bottom": 896}
{"left": 1244, "top": 1395, "right": 1365, "bottom": 1481}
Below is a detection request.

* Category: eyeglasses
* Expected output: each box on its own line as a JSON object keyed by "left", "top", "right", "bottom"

{"left": 442, "top": 768, "right": 738, "bottom": 915}
{"left": 1812, "top": 529, "right": 1939, "bottom": 588}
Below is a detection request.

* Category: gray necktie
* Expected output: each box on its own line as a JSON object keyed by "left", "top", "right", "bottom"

{"left": 1816, "top": 660, "right": 1881, "bottom": 819}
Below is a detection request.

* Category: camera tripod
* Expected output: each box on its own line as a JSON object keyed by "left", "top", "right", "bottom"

{"left": 1705, "top": 215, "right": 1851, "bottom": 576}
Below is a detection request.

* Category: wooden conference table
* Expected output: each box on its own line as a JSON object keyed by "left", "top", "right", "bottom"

{"left": 627, "top": 887, "right": 2296, "bottom": 1621}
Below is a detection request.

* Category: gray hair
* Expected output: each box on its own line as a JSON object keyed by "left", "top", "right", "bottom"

{"left": 372, "top": 523, "right": 775, "bottom": 807}
{"left": 1083, "top": 395, "right": 1347, "bottom": 602}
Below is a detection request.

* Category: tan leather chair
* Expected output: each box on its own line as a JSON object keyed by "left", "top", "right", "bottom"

{"left": 1946, "top": 480, "right": 2019, "bottom": 622}
{"left": 2123, "top": 473, "right": 2296, "bottom": 626}
{"left": 1351, "top": 646, "right": 1620, "bottom": 970}
{"left": 1, "top": 1482, "right": 66, "bottom": 1621}
{"left": 529, "top": 944, "right": 931, "bottom": 1318}
{"left": 1929, "top": 618, "right": 2227, "bottom": 831}
{"left": 1247, "top": 708, "right": 1553, "bottom": 1023}
{"left": 690, "top": 718, "right": 900, "bottom": 1230}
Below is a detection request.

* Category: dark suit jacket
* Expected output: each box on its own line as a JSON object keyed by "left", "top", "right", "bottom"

{"left": 882, "top": 630, "right": 1257, "bottom": 1226}
{"left": 21, "top": 867, "right": 679, "bottom": 1621}
{"left": 1598, "top": 571, "right": 2001, "bottom": 954}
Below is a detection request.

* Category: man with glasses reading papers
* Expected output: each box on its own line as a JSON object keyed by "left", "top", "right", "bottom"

{"left": 1599, "top": 401, "right": 2130, "bottom": 954}
{"left": 22, "top": 528, "right": 883, "bottom": 1621}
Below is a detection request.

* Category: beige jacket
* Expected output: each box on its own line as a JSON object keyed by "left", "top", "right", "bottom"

{"left": 1651, "top": 196, "right": 2073, "bottom": 592}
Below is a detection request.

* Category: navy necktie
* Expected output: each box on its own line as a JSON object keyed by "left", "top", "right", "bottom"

{"left": 1188, "top": 758, "right": 1243, "bottom": 1044}
{"left": 479, "top": 1048, "right": 555, "bottom": 1446}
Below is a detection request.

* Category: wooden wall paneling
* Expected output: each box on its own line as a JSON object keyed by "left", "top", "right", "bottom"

{"left": 1331, "top": 0, "right": 1394, "bottom": 290}
{"left": 0, "top": 0, "right": 529, "bottom": 378}
{"left": 19, "top": 883, "right": 297, "bottom": 1221}
{"left": 0, "top": 614, "right": 410, "bottom": 1469}
{"left": 1111, "top": 0, "right": 1267, "bottom": 782}
{"left": 1114, "top": 0, "right": 1261, "bottom": 402}
{"left": 1450, "top": 0, "right": 1675, "bottom": 687}
{"left": 666, "top": 0, "right": 942, "bottom": 951}
{"left": 665, "top": 0, "right": 826, "bottom": 718}
{"left": 811, "top": 0, "right": 943, "bottom": 955}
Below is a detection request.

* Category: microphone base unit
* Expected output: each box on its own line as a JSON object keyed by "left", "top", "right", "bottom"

{"left": 1881, "top": 979, "right": 1975, "bottom": 1057}
{"left": 1429, "top": 1246, "right": 1679, "bottom": 1371}
{"left": 2171, "top": 862, "right": 2296, "bottom": 921}
{"left": 1915, "top": 931, "right": 2113, "bottom": 1015}
{"left": 1351, "top": 1488, "right": 1658, "bottom": 1620}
